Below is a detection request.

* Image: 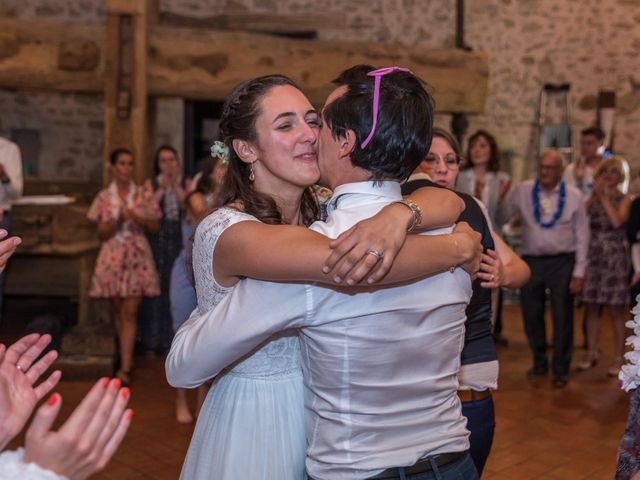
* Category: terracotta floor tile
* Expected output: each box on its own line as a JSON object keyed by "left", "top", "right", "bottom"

{"left": 2, "top": 304, "right": 631, "bottom": 478}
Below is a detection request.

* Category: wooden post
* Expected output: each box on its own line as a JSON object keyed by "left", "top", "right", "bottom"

{"left": 104, "top": 0, "right": 150, "bottom": 185}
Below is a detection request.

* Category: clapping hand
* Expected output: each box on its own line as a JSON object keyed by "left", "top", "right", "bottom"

{"left": 0, "top": 334, "right": 61, "bottom": 450}
{"left": 24, "top": 378, "right": 133, "bottom": 480}
{"left": 0, "top": 229, "right": 21, "bottom": 273}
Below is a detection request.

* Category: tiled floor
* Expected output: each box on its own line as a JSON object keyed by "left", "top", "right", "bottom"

{"left": 5, "top": 304, "right": 632, "bottom": 479}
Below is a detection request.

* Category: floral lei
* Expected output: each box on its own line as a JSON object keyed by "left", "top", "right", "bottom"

{"left": 620, "top": 297, "right": 640, "bottom": 391}
{"left": 532, "top": 180, "right": 566, "bottom": 229}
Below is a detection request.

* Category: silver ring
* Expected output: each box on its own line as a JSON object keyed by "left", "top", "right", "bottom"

{"left": 367, "top": 250, "right": 384, "bottom": 260}
{"left": 16, "top": 364, "right": 23, "bottom": 372}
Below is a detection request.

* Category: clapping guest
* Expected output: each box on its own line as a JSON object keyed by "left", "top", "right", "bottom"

{"left": 0, "top": 334, "right": 132, "bottom": 480}
{"left": 578, "top": 157, "right": 631, "bottom": 377}
{"left": 139, "top": 146, "right": 187, "bottom": 355}
{"left": 87, "top": 148, "right": 161, "bottom": 386}
{"left": 457, "top": 130, "right": 510, "bottom": 228}
{"left": 563, "top": 126, "right": 605, "bottom": 198}
{"left": 457, "top": 130, "right": 511, "bottom": 346}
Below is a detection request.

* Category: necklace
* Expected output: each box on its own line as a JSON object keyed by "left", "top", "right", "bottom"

{"left": 532, "top": 180, "right": 566, "bottom": 229}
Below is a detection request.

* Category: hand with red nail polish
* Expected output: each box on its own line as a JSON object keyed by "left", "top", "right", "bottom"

{"left": 23, "top": 378, "right": 132, "bottom": 480}
{"left": 0, "top": 333, "right": 61, "bottom": 450}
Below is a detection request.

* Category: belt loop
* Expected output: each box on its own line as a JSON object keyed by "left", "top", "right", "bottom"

{"left": 427, "top": 456, "right": 444, "bottom": 480}
{"left": 471, "top": 390, "right": 478, "bottom": 402}
{"left": 398, "top": 467, "right": 406, "bottom": 480}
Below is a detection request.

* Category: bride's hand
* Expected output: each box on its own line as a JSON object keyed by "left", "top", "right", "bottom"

{"left": 323, "top": 204, "right": 413, "bottom": 285}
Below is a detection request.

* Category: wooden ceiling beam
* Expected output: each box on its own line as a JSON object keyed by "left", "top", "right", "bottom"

{"left": 0, "top": 19, "right": 488, "bottom": 113}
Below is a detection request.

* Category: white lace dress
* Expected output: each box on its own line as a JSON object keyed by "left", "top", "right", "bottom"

{"left": 179, "top": 207, "right": 306, "bottom": 480}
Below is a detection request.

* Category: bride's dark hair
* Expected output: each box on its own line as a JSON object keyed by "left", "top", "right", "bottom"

{"left": 216, "top": 75, "right": 319, "bottom": 226}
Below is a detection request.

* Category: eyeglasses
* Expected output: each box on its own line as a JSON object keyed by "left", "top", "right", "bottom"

{"left": 424, "top": 153, "right": 462, "bottom": 170}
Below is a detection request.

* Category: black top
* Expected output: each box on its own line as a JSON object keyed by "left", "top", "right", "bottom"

{"left": 627, "top": 197, "right": 640, "bottom": 247}
{"left": 402, "top": 179, "right": 497, "bottom": 365}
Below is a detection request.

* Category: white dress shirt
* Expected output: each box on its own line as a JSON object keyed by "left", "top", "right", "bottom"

{"left": 0, "top": 137, "right": 23, "bottom": 211}
{"left": 456, "top": 169, "right": 510, "bottom": 228}
{"left": 167, "top": 181, "right": 472, "bottom": 480}
{"left": 562, "top": 162, "right": 595, "bottom": 198}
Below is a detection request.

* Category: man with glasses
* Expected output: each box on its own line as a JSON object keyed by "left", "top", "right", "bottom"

{"left": 506, "top": 149, "right": 589, "bottom": 388}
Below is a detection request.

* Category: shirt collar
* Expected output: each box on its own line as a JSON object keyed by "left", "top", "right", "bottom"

{"left": 406, "top": 172, "right": 432, "bottom": 183}
{"left": 326, "top": 181, "right": 402, "bottom": 214}
{"left": 538, "top": 180, "right": 562, "bottom": 195}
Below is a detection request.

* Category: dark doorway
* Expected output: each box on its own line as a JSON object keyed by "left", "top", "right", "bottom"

{"left": 183, "top": 100, "right": 224, "bottom": 178}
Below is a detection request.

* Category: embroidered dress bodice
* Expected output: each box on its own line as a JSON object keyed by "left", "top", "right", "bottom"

{"left": 192, "top": 207, "right": 301, "bottom": 377}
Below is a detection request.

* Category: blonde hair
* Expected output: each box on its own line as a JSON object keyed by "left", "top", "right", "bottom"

{"left": 594, "top": 156, "right": 629, "bottom": 188}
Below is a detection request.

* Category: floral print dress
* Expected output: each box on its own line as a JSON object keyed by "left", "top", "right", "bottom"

{"left": 87, "top": 182, "right": 161, "bottom": 298}
{"left": 582, "top": 194, "right": 630, "bottom": 306}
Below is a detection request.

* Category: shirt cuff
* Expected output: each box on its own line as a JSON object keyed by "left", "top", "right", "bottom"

{"left": 0, "top": 448, "right": 69, "bottom": 480}
{"left": 572, "top": 263, "right": 586, "bottom": 279}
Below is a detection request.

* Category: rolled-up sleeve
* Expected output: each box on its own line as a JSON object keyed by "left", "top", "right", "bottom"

{"left": 166, "top": 279, "right": 309, "bottom": 388}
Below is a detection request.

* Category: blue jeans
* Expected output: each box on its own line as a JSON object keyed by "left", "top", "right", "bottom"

{"left": 462, "top": 395, "right": 495, "bottom": 476}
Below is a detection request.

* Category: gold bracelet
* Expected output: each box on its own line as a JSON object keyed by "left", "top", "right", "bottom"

{"left": 392, "top": 199, "right": 423, "bottom": 232}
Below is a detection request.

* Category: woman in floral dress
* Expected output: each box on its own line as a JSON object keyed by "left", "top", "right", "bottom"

{"left": 139, "top": 145, "right": 187, "bottom": 354}
{"left": 87, "top": 148, "right": 161, "bottom": 385}
{"left": 578, "top": 156, "right": 631, "bottom": 377}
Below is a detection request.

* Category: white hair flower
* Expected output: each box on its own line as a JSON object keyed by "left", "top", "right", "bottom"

{"left": 211, "top": 141, "right": 230, "bottom": 165}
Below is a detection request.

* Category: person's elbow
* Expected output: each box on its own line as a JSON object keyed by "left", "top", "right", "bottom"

{"left": 443, "top": 191, "right": 465, "bottom": 221}
{"left": 165, "top": 341, "right": 206, "bottom": 388}
{"left": 165, "top": 352, "right": 201, "bottom": 388}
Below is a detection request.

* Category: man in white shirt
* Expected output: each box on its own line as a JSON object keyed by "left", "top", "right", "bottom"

{"left": 167, "top": 66, "right": 478, "bottom": 479}
{"left": 562, "top": 126, "right": 605, "bottom": 198}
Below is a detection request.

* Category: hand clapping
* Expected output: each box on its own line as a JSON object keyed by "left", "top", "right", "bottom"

{"left": 24, "top": 378, "right": 132, "bottom": 480}
{"left": 0, "top": 334, "right": 61, "bottom": 450}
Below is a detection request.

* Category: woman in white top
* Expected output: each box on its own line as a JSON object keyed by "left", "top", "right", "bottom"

{"left": 456, "top": 129, "right": 511, "bottom": 229}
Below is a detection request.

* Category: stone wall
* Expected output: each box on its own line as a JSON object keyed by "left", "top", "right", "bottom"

{"left": 163, "top": 0, "right": 640, "bottom": 181}
{"left": 2, "top": 0, "right": 639, "bottom": 183}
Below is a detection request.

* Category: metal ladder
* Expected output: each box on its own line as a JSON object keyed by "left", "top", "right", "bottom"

{"left": 536, "top": 83, "right": 573, "bottom": 166}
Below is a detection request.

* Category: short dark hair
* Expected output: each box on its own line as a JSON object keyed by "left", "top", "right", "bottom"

{"left": 464, "top": 130, "right": 501, "bottom": 172}
{"left": 581, "top": 126, "right": 605, "bottom": 141}
{"left": 216, "top": 74, "right": 319, "bottom": 226}
{"left": 432, "top": 127, "right": 462, "bottom": 157}
{"left": 109, "top": 147, "right": 132, "bottom": 165}
{"left": 326, "top": 64, "right": 435, "bottom": 182}
{"left": 153, "top": 145, "right": 179, "bottom": 176}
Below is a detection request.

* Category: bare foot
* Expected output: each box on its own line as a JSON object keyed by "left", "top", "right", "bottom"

{"left": 176, "top": 402, "right": 193, "bottom": 424}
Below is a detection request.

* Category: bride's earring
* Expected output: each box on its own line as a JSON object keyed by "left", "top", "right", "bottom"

{"left": 249, "top": 162, "right": 256, "bottom": 182}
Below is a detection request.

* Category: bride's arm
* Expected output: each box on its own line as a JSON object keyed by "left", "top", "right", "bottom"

{"left": 214, "top": 220, "right": 481, "bottom": 288}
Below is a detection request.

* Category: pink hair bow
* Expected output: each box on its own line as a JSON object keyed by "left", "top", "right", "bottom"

{"left": 360, "top": 66, "right": 416, "bottom": 149}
